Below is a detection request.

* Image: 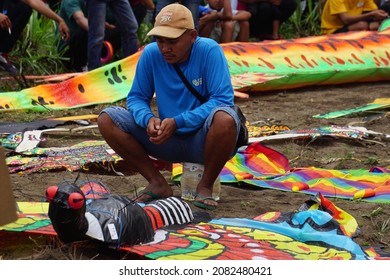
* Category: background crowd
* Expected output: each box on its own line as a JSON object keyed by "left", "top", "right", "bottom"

{"left": 1, "top": 0, "right": 390, "bottom": 75}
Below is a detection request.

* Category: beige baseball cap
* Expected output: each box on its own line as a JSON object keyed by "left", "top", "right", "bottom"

{"left": 147, "top": 3, "right": 195, "bottom": 39}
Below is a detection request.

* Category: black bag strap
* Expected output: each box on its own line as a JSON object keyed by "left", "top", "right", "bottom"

{"left": 173, "top": 64, "right": 207, "bottom": 104}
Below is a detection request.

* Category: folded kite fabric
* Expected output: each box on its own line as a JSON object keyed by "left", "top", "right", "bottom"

{"left": 6, "top": 140, "right": 121, "bottom": 174}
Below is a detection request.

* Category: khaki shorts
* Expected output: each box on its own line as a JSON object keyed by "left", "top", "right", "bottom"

{"left": 210, "top": 21, "right": 240, "bottom": 43}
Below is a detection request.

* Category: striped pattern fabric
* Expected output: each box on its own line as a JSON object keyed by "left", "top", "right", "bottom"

{"left": 221, "top": 143, "right": 290, "bottom": 182}
{"left": 143, "top": 197, "right": 194, "bottom": 230}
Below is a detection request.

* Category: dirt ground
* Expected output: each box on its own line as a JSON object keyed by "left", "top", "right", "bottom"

{"left": 1, "top": 81, "right": 390, "bottom": 260}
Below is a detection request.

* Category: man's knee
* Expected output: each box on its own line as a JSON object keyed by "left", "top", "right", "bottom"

{"left": 97, "top": 112, "right": 112, "bottom": 130}
{"left": 350, "top": 21, "right": 369, "bottom": 31}
{"left": 369, "top": 21, "right": 380, "bottom": 30}
{"left": 222, "top": 21, "right": 235, "bottom": 30}
{"left": 211, "top": 111, "right": 236, "bottom": 131}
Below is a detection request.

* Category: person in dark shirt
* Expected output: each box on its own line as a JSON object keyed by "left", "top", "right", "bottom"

{"left": 240, "top": 0, "right": 297, "bottom": 41}
{"left": 0, "top": 0, "right": 69, "bottom": 75}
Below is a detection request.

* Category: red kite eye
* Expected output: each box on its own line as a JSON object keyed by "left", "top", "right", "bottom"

{"left": 45, "top": 186, "right": 59, "bottom": 202}
{"left": 68, "top": 192, "right": 85, "bottom": 209}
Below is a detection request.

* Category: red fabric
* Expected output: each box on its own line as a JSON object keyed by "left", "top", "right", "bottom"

{"left": 237, "top": 0, "right": 247, "bottom": 10}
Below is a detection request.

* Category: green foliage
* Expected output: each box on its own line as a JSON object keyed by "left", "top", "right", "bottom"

{"left": 138, "top": 22, "right": 153, "bottom": 47}
{"left": 362, "top": 207, "right": 384, "bottom": 218}
{"left": 6, "top": 11, "right": 153, "bottom": 78}
{"left": 240, "top": 200, "right": 256, "bottom": 210}
{"left": 9, "top": 11, "right": 68, "bottom": 75}
{"left": 362, "top": 207, "right": 389, "bottom": 239}
{"left": 378, "top": 218, "right": 389, "bottom": 234}
{"left": 365, "top": 156, "right": 379, "bottom": 165}
{"left": 281, "top": 0, "right": 322, "bottom": 39}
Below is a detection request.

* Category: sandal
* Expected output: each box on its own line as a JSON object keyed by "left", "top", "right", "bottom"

{"left": 132, "top": 190, "right": 163, "bottom": 203}
{"left": 193, "top": 193, "right": 217, "bottom": 210}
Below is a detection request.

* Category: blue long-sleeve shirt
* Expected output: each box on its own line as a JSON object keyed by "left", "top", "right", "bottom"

{"left": 126, "top": 36, "right": 234, "bottom": 134}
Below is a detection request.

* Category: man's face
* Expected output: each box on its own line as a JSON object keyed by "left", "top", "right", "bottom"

{"left": 155, "top": 29, "right": 197, "bottom": 64}
{"left": 208, "top": 0, "right": 224, "bottom": 10}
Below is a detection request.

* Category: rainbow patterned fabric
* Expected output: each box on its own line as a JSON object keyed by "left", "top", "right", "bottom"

{"left": 172, "top": 143, "right": 390, "bottom": 203}
{"left": 1, "top": 194, "right": 389, "bottom": 260}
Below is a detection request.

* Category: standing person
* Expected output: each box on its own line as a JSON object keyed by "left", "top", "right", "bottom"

{"left": 58, "top": 0, "right": 121, "bottom": 72}
{"left": 130, "top": 0, "right": 155, "bottom": 25}
{"left": 58, "top": 0, "right": 122, "bottom": 72}
{"left": 321, "top": 0, "right": 388, "bottom": 34}
{"left": 0, "top": 0, "right": 70, "bottom": 75}
{"left": 86, "top": 0, "right": 138, "bottom": 71}
{"left": 97, "top": 3, "right": 241, "bottom": 210}
{"left": 154, "top": 0, "right": 200, "bottom": 29}
{"left": 240, "top": 0, "right": 297, "bottom": 41}
{"left": 271, "top": 5, "right": 281, "bottom": 40}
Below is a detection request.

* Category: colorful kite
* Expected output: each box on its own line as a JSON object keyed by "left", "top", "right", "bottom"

{"left": 248, "top": 125, "right": 389, "bottom": 143}
{"left": 1, "top": 193, "right": 389, "bottom": 260}
{"left": 1, "top": 21, "right": 390, "bottom": 112}
{"left": 313, "top": 98, "right": 390, "bottom": 119}
{"left": 45, "top": 180, "right": 193, "bottom": 247}
{"left": 5, "top": 140, "right": 120, "bottom": 174}
{"left": 4, "top": 139, "right": 390, "bottom": 203}
{"left": 173, "top": 142, "right": 390, "bottom": 203}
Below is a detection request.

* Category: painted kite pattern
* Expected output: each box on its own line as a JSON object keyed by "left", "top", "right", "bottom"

{"left": 1, "top": 25, "right": 390, "bottom": 111}
{"left": 1, "top": 196, "right": 389, "bottom": 260}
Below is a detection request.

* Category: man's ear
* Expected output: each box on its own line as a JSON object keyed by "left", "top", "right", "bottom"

{"left": 190, "top": 29, "right": 198, "bottom": 42}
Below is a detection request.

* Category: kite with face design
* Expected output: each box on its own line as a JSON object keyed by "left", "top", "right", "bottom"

{"left": 45, "top": 180, "right": 194, "bottom": 247}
